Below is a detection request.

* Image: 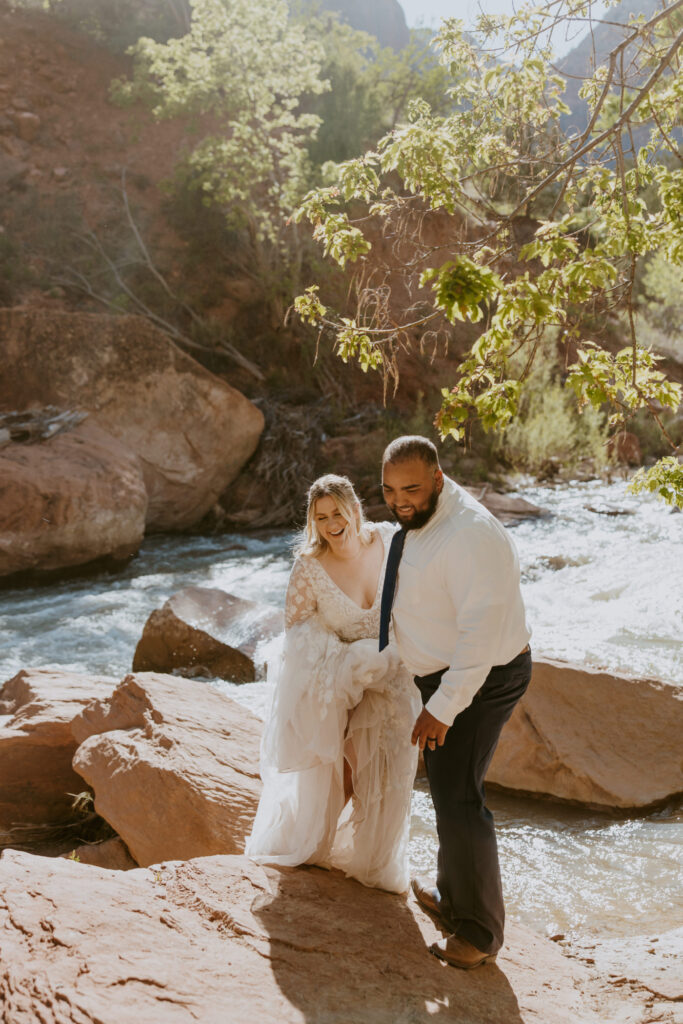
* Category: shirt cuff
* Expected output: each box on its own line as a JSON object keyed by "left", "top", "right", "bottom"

{"left": 425, "top": 665, "right": 490, "bottom": 727}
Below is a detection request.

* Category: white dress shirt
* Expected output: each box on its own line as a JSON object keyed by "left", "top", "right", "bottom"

{"left": 391, "top": 476, "right": 531, "bottom": 726}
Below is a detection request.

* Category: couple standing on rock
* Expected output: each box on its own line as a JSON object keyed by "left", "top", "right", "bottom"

{"left": 247, "top": 435, "right": 532, "bottom": 970}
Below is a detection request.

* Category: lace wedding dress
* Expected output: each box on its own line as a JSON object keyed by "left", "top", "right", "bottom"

{"left": 246, "top": 522, "right": 420, "bottom": 893}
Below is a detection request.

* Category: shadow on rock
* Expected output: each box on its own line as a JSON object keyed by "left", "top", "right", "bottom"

{"left": 253, "top": 863, "right": 525, "bottom": 1024}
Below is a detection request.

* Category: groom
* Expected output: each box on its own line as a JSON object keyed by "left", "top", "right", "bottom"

{"left": 379, "top": 435, "right": 532, "bottom": 969}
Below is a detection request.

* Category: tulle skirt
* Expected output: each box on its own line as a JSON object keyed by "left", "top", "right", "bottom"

{"left": 245, "top": 616, "right": 420, "bottom": 893}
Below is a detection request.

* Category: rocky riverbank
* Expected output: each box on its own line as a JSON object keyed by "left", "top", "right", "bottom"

{"left": 1, "top": 666, "right": 681, "bottom": 1024}
{"left": 0, "top": 850, "right": 623, "bottom": 1024}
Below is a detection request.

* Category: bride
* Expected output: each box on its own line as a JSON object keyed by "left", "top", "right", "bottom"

{"left": 246, "top": 474, "right": 420, "bottom": 893}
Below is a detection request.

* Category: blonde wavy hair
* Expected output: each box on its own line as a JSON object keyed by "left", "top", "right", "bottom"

{"left": 297, "top": 474, "right": 372, "bottom": 557}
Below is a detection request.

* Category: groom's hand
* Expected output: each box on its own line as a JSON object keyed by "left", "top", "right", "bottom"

{"left": 412, "top": 709, "right": 448, "bottom": 751}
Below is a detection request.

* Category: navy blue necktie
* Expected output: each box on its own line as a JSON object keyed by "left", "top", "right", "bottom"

{"left": 379, "top": 528, "right": 406, "bottom": 651}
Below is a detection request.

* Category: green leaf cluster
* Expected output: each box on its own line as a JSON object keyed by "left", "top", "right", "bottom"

{"left": 566, "top": 345, "right": 682, "bottom": 427}
{"left": 628, "top": 456, "right": 683, "bottom": 507}
{"left": 304, "top": 18, "right": 453, "bottom": 167}
{"left": 336, "top": 324, "right": 383, "bottom": 372}
{"left": 420, "top": 258, "right": 502, "bottom": 323}
{"left": 293, "top": 285, "right": 326, "bottom": 326}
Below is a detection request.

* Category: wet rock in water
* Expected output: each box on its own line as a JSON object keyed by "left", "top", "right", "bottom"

{"left": 584, "top": 503, "right": 636, "bottom": 516}
{"left": 132, "top": 586, "right": 284, "bottom": 682}
{"left": 61, "top": 836, "right": 137, "bottom": 871}
{"left": 542, "top": 554, "right": 588, "bottom": 571}
{"left": 0, "top": 668, "right": 116, "bottom": 830}
{"left": 71, "top": 672, "right": 262, "bottom": 866}
{"left": 0, "top": 849, "right": 607, "bottom": 1024}
{"left": 488, "top": 658, "right": 683, "bottom": 808}
{"left": 367, "top": 487, "right": 547, "bottom": 527}
{"left": 0, "top": 419, "right": 148, "bottom": 578}
{"left": 463, "top": 486, "right": 548, "bottom": 525}
{"left": 522, "top": 554, "right": 591, "bottom": 581}
{"left": 0, "top": 308, "right": 264, "bottom": 531}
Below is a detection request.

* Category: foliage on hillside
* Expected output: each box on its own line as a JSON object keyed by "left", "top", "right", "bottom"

{"left": 106, "top": 0, "right": 455, "bottom": 328}
{"left": 113, "top": 0, "right": 327, "bottom": 252}
{"left": 305, "top": 20, "right": 451, "bottom": 167}
{"left": 9, "top": 0, "right": 192, "bottom": 50}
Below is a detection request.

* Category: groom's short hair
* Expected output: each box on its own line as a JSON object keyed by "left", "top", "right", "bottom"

{"left": 383, "top": 435, "right": 440, "bottom": 469}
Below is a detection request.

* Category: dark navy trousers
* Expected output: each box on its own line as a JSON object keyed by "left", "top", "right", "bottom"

{"left": 416, "top": 648, "right": 532, "bottom": 954}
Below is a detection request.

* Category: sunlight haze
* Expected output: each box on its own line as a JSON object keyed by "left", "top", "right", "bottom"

{"left": 398, "top": 0, "right": 610, "bottom": 55}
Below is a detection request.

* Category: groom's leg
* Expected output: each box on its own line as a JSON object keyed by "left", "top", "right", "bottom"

{"left": 418, "top": 649, "right": 531, "bottom": 955}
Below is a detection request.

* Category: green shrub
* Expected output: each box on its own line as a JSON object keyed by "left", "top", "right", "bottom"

{"left": 638, "top": 252, "right": 683, "bottom": 343}
{"left": 498, "top": 346, "right": 609, "bottom": 477}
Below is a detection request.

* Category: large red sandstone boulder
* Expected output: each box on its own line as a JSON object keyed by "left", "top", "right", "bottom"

{"left": 0, "top": 849, "right": 611, "bottom": 1024}
{"left": 0, "top": 419, "right": 147, "bottom": 577}
{"left": 0, "top": 668, "right": 116, "bottom": 829}
{"left": 0, "top": 308, "right": 264, "bottom": 530}
{"left": 132, "top": 587, "right": 284, "bottom": 681}
{"left": 462, "top": 486, "right": 546, "bottom": 525}
{"left": 488, "top": 658, "right": 683, "bottom": 808}
{"left": 71, "top": 673, "right": 262, "bottom": 866}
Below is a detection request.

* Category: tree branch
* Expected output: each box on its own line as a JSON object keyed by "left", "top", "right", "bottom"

{"left": 514, "top": 15, "right": 683, "bottom": 222}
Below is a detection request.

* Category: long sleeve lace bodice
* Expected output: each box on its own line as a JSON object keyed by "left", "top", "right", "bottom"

{"left": 284, "top": 521, "right": 396, "bottom": 640}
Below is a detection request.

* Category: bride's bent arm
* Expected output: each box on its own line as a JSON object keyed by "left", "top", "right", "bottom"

{"left": 284, "top": 556, "right": 317, "bottom": 629}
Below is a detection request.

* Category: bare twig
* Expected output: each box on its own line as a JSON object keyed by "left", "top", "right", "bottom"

{"left": 58, "top": 183, "right": 266, "bottom": 381}
{"left": 639, "top": 397, "right": 680, "bottom": 450}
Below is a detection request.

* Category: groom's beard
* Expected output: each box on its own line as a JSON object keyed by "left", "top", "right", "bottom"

{"left": 390, "top": 485, "right": 440, "bottom": 531}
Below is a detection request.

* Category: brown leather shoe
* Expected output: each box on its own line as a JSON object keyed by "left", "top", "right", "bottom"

{"left": 430, "top": 934, "right": 497, "bottom": 970}
{"left": 411, "top": 876, "right": 442, "bottom": 921}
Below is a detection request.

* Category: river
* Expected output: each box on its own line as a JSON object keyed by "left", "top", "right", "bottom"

{"left": 1, "top": 479, "right": 681, "bottom": 943}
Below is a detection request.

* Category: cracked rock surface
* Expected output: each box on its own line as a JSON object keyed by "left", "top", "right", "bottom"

{"left": 0, "top": 668, "right": 116, "bottom": 829}
{"left": 0, "top": 308, "right": 264, "bottom": 532}
{"left": 0, "top": 850, "right": 611, "bottom": 1024}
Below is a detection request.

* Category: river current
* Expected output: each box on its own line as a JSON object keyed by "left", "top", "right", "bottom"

{"left": 1, "top": 479, "right": 681, "bottom": 942}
